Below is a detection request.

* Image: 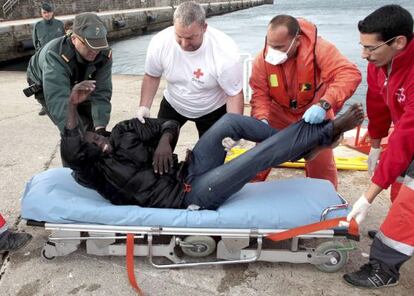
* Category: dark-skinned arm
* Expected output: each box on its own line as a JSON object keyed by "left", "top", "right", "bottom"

{"left": 112, "top": 117, "right": 179, "bottom": 174}
{"left": 65, "top": 80, "right": 96, "bottom": 130}
{"left": 153, "top": 130, "right": 175, "bottom": 175}
{"left": 61, "top": 81, "right": 98, "bottom": 168}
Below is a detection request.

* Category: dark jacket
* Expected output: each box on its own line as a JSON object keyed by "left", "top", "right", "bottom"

{"left": 61, "top": 118, "right": 187, "bottom": 208}
{"left": 32, "top": 18, "right": 65, "bottom": 51}
{"left": 27, "top": 35, "right": 112, "bottom": 132}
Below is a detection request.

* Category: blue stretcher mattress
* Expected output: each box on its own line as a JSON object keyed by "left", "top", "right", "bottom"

{"left": 21, "top": 168, "right": 348, "bottom": 229}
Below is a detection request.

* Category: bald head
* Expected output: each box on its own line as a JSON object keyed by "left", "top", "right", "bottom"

{"left": 265, "top": 15, "right": 301, "bottom": 62}
{"left": 268, "top": 15, "right": 300, "bottom": 37}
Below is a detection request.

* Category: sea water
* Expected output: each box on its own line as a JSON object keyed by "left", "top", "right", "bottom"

{"left": 111, "top": 0, "right": 414, "bottom": 107}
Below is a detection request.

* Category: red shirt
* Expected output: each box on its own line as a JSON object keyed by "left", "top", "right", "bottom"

{"left": 367, "top": 38, "right": 414, "bottom": 188}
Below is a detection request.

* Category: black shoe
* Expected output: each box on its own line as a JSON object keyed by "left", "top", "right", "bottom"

{"left": 0, "top": 231, "right": 32, "bottom": 252}
{"left": 368, "top": 230, "right": 378, "bottom": 240}
{"left": 38, "top": 107, "right": 47, "bottom": 116}
{"left": 343, "top": 262, "right": 399, "bottom": 289}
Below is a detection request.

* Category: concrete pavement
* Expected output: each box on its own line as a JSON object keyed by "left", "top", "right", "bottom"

{"left": 0, "top": 71, "right": 413, "bottom": 295}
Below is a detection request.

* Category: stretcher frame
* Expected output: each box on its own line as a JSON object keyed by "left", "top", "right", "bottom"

{"left": 26, "top": 194, "right": 356, "bottom": 272}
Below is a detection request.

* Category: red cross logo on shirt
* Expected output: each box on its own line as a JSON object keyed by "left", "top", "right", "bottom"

{"left": 193, "top": 68, "right": 204, "bottom": 79}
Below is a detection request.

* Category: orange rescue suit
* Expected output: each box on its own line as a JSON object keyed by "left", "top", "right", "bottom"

{"left": 250, "top": 18, "right": 362, "bottom": 188}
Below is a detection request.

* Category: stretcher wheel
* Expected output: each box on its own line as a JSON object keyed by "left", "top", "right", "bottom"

{"left": 41, "top": 244, "right": 57, "bottom": 261}
{"left": 181, "top": 236, "right": 216, "bottom": 258}
{"left": 314, "top": 241, "right": 348, "bottom": 273}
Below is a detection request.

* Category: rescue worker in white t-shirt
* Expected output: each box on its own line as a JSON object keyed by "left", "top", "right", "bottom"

{"left": 137, "top": 1, "right": 244, "bottom": 137}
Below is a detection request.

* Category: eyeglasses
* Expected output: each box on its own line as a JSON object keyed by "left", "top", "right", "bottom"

{"left": 360, "top": 36, "right": 398, "bottom": 53}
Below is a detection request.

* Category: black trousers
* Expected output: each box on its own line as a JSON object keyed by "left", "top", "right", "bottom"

{"left": 157, "top": 97, "right": 227, "bottom": 138}
{"left": 369, "top": 160, "right": 414, "bottom": 279}
{"left": 370, "top": 237, "right": 410, "bottom": 279}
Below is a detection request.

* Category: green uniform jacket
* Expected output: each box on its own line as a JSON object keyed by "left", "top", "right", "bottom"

{"left": 32, "top": 18, "right": 65, "bottom": 51}
{"left": 27, "top": 35, "right": 113, "bottom": 132}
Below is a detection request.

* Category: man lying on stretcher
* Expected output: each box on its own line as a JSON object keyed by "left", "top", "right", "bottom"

{"left": 62, "top": 81, "right": 364, "bottom": 210}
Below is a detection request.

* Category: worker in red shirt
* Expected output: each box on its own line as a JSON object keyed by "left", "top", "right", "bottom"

{"left": 344, "top": 4, "right": 414, "bottom": 289}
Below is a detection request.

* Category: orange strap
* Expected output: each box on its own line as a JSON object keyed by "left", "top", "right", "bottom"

{"left": 126, "top": 233, "right": 145, "bottom": 296}
{"left": 267, "top": 217, "right": 359, "bottom": 241}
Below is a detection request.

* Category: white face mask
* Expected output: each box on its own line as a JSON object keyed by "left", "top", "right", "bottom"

{"left": 265, "top": 37, "right": 296, "bottom": 65}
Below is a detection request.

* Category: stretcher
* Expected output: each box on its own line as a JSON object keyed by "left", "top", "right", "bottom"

{"left": 21, "top": 168, "right": 358, "bottom": 274}
{"left": 226, "top": 147, "right": 368, "bottom": 171}
{"left": 278, "top": 156, "right": 368, "bottom": 171}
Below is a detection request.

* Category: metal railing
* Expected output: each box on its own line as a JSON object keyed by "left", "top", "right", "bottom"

{"left": 2, "top": 0, "right": 19, "bottom": 18}
{"left": 241, "top": 53, "right": 253, "bottom": 103}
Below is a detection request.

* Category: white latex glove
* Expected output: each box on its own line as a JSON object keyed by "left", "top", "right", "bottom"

{"left": 136, "top": 106, "right": 151, "bottom": 123}
{"left": 222, "top": 137, "right": 240, "bottom": 151}
{"left": 367, "top": 147, "right": 382, "bottom": 176}
{"left": 338, "top": 220, "right": 350, "bottom": 227}
{"left": 347, "top": 195, "right": 371, "bottom": 225}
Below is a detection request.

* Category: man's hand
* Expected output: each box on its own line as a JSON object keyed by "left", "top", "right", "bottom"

{"left": 153, "top": 133, "right": 173, "bottom": 174}
{"left": 347, "top": 195, "right": 371, "bottom": 225}
{"left": 222, "top": 137, "right": 240, "bottom": 151}
{"left": 70, "top": 80, "right": 96, "bottom": 105}
{"left": 368, "top": 147, "right": 382, "bottom": 176}
{"left": 302, "top": 104, "right": 326, "bottom": 124}
{"left": 137, "top": 106, "right": 151, "bottom": 124}
{"left": 95, "top": 127, "right": 111, "bottom": 138}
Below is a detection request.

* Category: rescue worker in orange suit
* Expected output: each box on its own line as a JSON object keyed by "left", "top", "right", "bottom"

{"left": 249, "top": 15, "right": 361, "bottom": 188}
{"left": 343, "top": 4, "right": 414, "bottom": 289}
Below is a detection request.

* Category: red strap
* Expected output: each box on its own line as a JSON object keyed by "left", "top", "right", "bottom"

{"left": 183, "top": 183, "right": 192, "bottom": 193}
{"left": 126, "top": 233, "right": 145, "bottom": 296}
{"left": 267, "top": 217, "right": 359, "bottom": 241}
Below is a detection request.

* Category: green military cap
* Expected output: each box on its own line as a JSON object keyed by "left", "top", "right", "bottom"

{"left": 41, "top": 3, "right": 53, "bottom": 12}
{"left": 73, "top": 12, "right": 108, "bottom": 50}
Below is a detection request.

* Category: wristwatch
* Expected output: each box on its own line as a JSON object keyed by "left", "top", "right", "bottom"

{"left": 319, "top": 99, "right": 331, "bottom": 111}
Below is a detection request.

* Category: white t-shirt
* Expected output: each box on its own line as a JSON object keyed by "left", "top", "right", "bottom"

{"left": 145, "top": 26, "right": 243, "bottom": 118}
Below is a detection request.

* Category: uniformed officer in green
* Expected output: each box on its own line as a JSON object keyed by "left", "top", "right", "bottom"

{"left": 32, "top": 3, "right": 64, "bottom": 51}
{"left": 26, "top": 12, "right": 112, "bottom": 135}
{"left": 32, "top": 3, "right": 65, "bottom": 116}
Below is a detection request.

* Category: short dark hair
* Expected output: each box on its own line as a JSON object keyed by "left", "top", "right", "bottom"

{"left": 358, "top": 4, "right": 413, "bottom": 42}
{"left": 268, "top": 15, "right": 300, "bottom": 37}
{"left": 41, "top": 3, "right": 53, "bottom": 12}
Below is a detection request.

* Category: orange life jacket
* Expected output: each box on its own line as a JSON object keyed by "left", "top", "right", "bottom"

{"left": 265, "top": 19, "right": 318, "bottom": 110}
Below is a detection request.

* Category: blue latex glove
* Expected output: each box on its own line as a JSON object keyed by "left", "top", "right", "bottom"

{"left": 302, "top": 104, "right": 326, "bottom": 124}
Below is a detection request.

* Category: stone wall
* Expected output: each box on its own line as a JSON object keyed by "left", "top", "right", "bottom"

{"left": 1, "top": 0, "right": 248, "bottom": 20}
{"left": 0, "top": 0, "right": 273, "bottom": 62}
